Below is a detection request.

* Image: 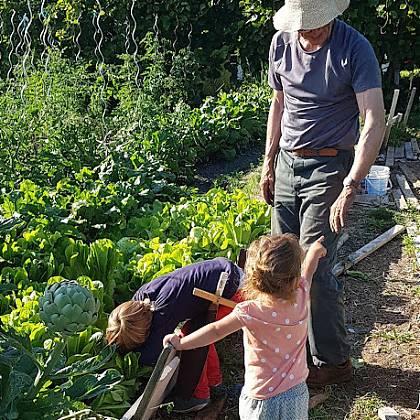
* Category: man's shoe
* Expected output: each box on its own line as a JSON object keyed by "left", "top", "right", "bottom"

{"left": 172, "top": 396, "right": 210, "bottom": 413}
{"left": 307, "top": 359, "right": 353, "bottom": 387}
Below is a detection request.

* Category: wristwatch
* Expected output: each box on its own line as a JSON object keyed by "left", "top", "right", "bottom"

{"left": 343, "top": 175, "right": 360, "bottom": 189}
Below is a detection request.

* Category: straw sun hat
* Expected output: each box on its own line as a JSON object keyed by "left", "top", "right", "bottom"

{"left": 273, "top": 0, "right": 350, "bottom": 32}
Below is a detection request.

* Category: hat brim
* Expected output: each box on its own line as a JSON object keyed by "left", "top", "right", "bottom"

{"left": 273, "top": 0, "right": 350, "bottom": 32}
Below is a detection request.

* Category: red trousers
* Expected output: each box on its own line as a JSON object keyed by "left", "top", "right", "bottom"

{"left": 192, "top": 291, "right": 244, "bottom": 399}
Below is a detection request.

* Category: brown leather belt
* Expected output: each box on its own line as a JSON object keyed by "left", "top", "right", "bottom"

{"left": 292, "top": 148, "right": 338, "bottom": 157}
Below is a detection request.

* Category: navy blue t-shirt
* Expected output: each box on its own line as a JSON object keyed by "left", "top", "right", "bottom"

{"left": 133, "top": 257, "right": 241, "bottom": 365}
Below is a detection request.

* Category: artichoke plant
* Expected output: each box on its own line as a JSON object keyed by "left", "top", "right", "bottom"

{"left": 40, "top": 280, "right": 100, "bottom": 335}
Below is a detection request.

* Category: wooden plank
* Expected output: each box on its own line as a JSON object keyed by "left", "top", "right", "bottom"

{"left": 383, "top": 116, "right": 400, "bottom": 149}
{"left": 396, "top": 112, "right": 403, "bottom": 125}
{"left": 193, "top": 288, "right": 236, "bottom": 309}
{"left": 385, "top": 146, "right": 395, "bottom": 167}
{"left": 411, "top": 138, "right": 420, "bottom": 157}
{"left": 333, "top": 225, "right": 406, "bottom": 276}
{"left": 378, "top": 406, "right": 400, "bottom": 420}
{"left": 395, "top": 174, "right": 419, "bottom": 207}
{"left": 394, "top": 144, "right": 405, "bottom": 160}
{"left": 391, "top": 188, "right": 408, "bottom": 211}
{"left": 399, "top": 162, "right": 420, "bottom": 189}
{"left": 337, "top": 231, "right": 349, "bottom": 250}
{"left": 403, "top": 87, "right": 417, "bottom": 126}
{"left": 404, "top": 141, "right": 416, "bottom": 160}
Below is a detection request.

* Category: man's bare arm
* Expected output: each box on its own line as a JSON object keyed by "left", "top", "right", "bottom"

{"left": 348, "top": 87, "right": 386, "bottom": 182}
{"left": 260, "top": 90, "right": 284, "bottom": 205}
{"left": 330, "top": 87, "right": 386, "bottom": 233}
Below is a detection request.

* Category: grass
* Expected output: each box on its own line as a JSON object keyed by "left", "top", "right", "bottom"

{"left": 347, "top": 394, "right": 386, "bottom": 420}
{"left": 412, "top": 286, "right": 420, "bottom": 297}
{"left": 367, "top": 207, "right": 398, "bottom": 231}
{"left": 373, "top": 328, "right": 415, "bottom": 344}
{"left": 214, "top": 161, "right": 262, "bottom": 197}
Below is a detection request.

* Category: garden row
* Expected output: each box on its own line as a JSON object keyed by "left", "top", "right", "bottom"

{"left": 0, "top": 176, "right": 270, "bottom": 418}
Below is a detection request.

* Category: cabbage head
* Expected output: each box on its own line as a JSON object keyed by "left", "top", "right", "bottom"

{"left": 39, "top": 280, "right": 100, "bottom": 335}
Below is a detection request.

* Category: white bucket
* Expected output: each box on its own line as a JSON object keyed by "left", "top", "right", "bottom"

{"left": 365, "top": 165, "right": 390, "bottom": 196}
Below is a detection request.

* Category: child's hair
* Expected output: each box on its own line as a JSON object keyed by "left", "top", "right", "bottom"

{"left": 242, "top": 234, "right": 303, "bottom": 302}
{"left": 106, "top": 299, "right": 154, "bottom": 353}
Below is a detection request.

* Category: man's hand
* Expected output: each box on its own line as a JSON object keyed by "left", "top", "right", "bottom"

{"left": 329, "top": 186, "right": 356, "bottom": 233}
{"left": 260, "top": 161, "right": 275, "bottom": 206}
{"left": 163, "top": 333, "right": 182, "bottom": 350}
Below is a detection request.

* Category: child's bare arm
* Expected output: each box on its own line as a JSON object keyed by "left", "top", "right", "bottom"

{"left": 163, "top": 312, "right": 242, "bottom": 350}
{"left": 302, "top": 236, "right": 327, "bottom": 284}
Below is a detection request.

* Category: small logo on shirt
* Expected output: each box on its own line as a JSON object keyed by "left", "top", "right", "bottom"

{"left": 341, "top": 58, "right": 348, "bottom": 67}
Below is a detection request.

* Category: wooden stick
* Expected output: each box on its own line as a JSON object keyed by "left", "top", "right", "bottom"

{"left": 403, "top": 87, "right": 417, "bottom": 126}
{"left": 333, "top": 225, "right": 406, "bottom": 276}
{"left": 404, "top": 141, "right": 416, "bottom": 160}
{"left": 387, "top": 89, "right": 400, "bottom": 125}
{"left": 411, "top": 138, "right": 420, "bottom": 157}
{"left": 383, "top": 115, "right": 400, "bottom": 148}
{"left": 337, "top": 231, "right": 349, "bottom": 250}
{"left": 193, "top": 288, "right": 236, "bottom": 309}
{"left": 391, "top": 188, "right": 408, "bottom": 211}
{"left": 395, "top": 174, "right": 419, "bottom": 207}
{"left": 385, "top": 146, "right": 395, "bottom": 167}
{"left": 396, "top": 112, "right": 403, "bottom": 125}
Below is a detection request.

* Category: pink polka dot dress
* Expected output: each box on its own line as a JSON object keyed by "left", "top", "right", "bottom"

{"left": 233, "top": 277, "right": 310, "bottom": 400}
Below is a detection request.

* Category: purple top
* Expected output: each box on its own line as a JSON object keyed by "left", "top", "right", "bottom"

{"left": 268, "top": 19, "right": 382, "bottom": 151}
{"left": 133, "top": 257, "right": 241, "bottom": 365}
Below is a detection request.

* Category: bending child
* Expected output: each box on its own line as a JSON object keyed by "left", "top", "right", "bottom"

{"left": 106, "top": 257, "right": 244, "bottom": 413}
{"left": 164, "top": 234, "right": 326, "bottom": 420}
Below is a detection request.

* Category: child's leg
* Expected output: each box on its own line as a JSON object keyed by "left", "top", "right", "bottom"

{"left": 239, "top": 383, "right": 309, "bottom": 420}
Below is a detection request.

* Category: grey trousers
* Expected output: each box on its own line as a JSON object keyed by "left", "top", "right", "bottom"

{"left": 271, "top": 149, "right": 353, "bottom": 366}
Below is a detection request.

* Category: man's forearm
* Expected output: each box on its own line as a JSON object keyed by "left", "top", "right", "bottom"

{"left": 349, "top": 88, "right": 386, "bottom": 183}
{"left": 265, "top": 91, "right": 284, "bottom": 167}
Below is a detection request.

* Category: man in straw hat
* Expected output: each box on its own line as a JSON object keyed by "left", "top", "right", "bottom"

{"left": 260, "top": 0, "right": 385, "bottom": 387}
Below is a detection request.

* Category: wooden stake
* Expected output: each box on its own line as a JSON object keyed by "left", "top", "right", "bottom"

{"left": 385, "top": 146, "right": 395, "bottom": 167}
{"left": 193, "top": 288, "right": 236, "bottom": 309}
{"left": 396, "top": 112, "right": 403, "bottom": 125}
{"left": 333, "top": 225, "right": 406, "bottom": 276}
{"left": 395, "top": 174, "right": 419, "bottom": 207}
{"left": 391, "top": 188, "right": 408, "bottom": 211}
{"left": 404, "top": 141, "right": 415, "bottom": 160}
{"left": 383, "top": 115, "right": 400, "bottom": 149}
{"left": 382, "top": 89, "right": 400, "bottom": 149}
{"left": 403, "top": 87, "right": 417, "bottom": 126}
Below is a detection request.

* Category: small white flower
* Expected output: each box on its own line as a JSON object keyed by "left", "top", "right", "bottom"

{"left": 286, "top": 334, "right": 292, "bottom": 339}
{"left": 293, "top": 303, "right": 298, "bottom": 308}
{"left": 289, "top": 374, "right": 295, "bottom": 380}
{"left": 263, "top": 340, "right": 268, "bottom": 345}
{"left": 269, "top": 387, "right": 274, "bottom": 392}
{"left": 246, "top": 315, "right": 252, "bottom": 321}
{"left": 285, "top": 318, "right": 290, "bottom": 324}
{"left": 298, "top": 320, "right": 303, "bottom": 325}
{"left": 293, "top": 358, "right": 296, "bottom": 363}
{"left": 272, "top": 311, "right": 277, "bottom": 317}
{"left": 275, "top": 347, "right": 280, "bottom": 353}
{"left": 276, "top": 327, "right": 281, "bottom": 332}
{"left": 285, "top": 354, "right": 290, "bottom": 360}
{"left": 296, "top": 340, "right": 301, "bottom": 345}
{"left": 282, "top": 372, "right": 286, "bottom": 378}
{"left": 272, "top": 367, "right": 278, "bottom": 373}
{"left": 261, "top": 358, "right": 266, "bottom": 363}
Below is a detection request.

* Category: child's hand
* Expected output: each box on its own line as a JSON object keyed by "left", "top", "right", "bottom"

{"left": 163, "top": 333, "right": 182, "bottom": 350}
{"left": 308, "top": 236, "right": 327, "bottom": 259}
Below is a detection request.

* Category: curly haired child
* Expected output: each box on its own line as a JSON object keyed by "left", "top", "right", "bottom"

{"left": 164, "top": 234, "right": 326, "bottom": 420}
